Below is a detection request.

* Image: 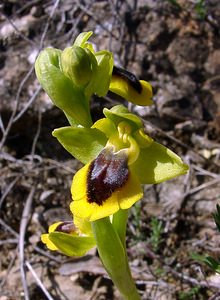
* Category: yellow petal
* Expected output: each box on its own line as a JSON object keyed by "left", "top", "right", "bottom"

{"left": 70, "top": 159, "right": 142, "bottom": 221}
{"left": 41, "top": 222, "right": 63, "bottom": 251}
{"left": 71, "top": 164, "right": 88, "bottom": 201}
{"left": 41, "top": 233, "right": 58, "bottom": 251}
{"left": 109, "top": 76, "right": 153, "bottom": 106}
{"left": 71, "top": 160, "right": 122, "bottom": 221}
{"left": 70, "top": 194, "right": 119, "bottom": 222}
{"left": 49, "top": 222, "right": 62, "bottom": 233}
{"left": 118, "top": 172, "right": 143, "bottom": 209}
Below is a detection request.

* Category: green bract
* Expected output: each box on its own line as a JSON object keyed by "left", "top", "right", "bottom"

{"left": 35, "top": 48, "right": 92, "bottom": 127}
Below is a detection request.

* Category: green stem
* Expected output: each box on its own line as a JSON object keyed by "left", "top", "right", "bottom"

{"left": 92, "top": 217, "right": 140, "bottom": 300}
{"left": 112, "top": 209, "right": 128, "bottom": 247}
{"left": 65, "top": 94, "right": 93, "bottom": 127}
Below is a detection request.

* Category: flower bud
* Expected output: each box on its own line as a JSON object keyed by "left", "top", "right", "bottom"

{"left": 61, "top": 46, "right": 93, "bottom": 87}
{"left": 35, "top": 48, "right": 93, "bottom": 127}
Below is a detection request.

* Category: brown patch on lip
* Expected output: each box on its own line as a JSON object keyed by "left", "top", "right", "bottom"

{"left": 55, "top": 221, "right": 76, "bottom": 234}
{"left": 87, "top": 148, "right": 129, "bottom": 206}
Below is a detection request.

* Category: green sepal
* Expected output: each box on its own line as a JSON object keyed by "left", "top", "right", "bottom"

{"left": 131, "top": 141, "right": 189, "bottom": 184}
{"left": 93, "top": 51, "right": 114, "bottom": 96}
{"left": 49, "top": 232, "right": 95, "bottom": 257}
{"left": 35, "top": 48, "right": 92, "bottom": 127}
{"left": 73, "top": 31, "right": 93, "bottom": 48}
{"left": 103, "top": 105, "right": 143, "bottom": 130}
{"left": 85, "top": 51, "right": 114, "bottom": 97}
{"left": 52, "top": 127, "right": 107, "bottom": 164}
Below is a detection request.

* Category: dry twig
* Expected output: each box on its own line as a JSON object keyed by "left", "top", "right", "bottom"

{"left": 19, "top": 187, "right": 35, "bottom": 300}
{"left": 26, "top": 260, "right": 54, "bottom": 300}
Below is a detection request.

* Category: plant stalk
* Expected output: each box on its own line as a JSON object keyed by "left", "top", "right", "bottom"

{"left": 92, "top": 217, "right": 140, "bottom": 300}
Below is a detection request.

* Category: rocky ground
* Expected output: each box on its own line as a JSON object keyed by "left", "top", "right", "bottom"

{"left": 0, "top": 0, "right": 220, "bottom": 299}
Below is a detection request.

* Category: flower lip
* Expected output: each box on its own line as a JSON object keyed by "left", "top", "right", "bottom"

{"left": 55, "top": 221, "right": 76, "bottom": 234}
{"left": 87, "top": 147, "right": 129, "bottom": 206}
{"left": 112, "top": 66, "right": 142, "bottom": 93}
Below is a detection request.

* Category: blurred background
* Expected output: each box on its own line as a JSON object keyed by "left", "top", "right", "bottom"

{"left": 0, "top": 0, "right": 220, "bottom": 299}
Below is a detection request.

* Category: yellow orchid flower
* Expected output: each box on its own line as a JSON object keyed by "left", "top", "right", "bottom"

{"left": 41, "top": 221, "right": 77, "bottom": 251}
{"left": 70, "top": 147, "right": 143, "bottom": 221}
{"left": 41, "top": 218, "right": 95, "bottom": 256}
{"left": 66, "top": 106, "right": 188, "bottom": 222}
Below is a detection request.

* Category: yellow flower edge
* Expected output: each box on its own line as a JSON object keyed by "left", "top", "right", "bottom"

{"left": 109, "top": 76, "right": 153, "bottom": 106}
{"left": 41, "top": 222, "right": 62, "bottom": 251}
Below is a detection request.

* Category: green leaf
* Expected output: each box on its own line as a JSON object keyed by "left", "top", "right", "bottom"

{"left": 203, "top": 256, "right": 220, "bottom": 274}
{"left": 52, "top": 127, "right": 107, "bottom": 164}
{"left": 131, "top": 141, "right": 189, "bottom": 184}
{"left": 103, "top": 105, "right": 143, "bottom": 130}
{"left": 191, "top": 253, "right": 220, "bottom": 274}
{"left": 49, "top": 232, "right": 95, "bottom": 257}
{"left": 166, "top": 0, "right": 181, "bottom": 9}
{"left": 35, "top": 48, "right": 92, "bottom": 127}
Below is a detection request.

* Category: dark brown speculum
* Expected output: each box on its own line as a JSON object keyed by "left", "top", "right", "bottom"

{"left": 87, "top": 148, "right": 129, "bottom": 206}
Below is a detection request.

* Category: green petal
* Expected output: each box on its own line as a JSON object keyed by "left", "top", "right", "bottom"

{"left": 35, "top": 48, "right": 92, "bottom": 127}
{"left": 52, "top": 127, "right": 107, "bottom": 164}
{"left": 103, "top": 105, "right": 143, "bottom": 130}
{"left": 49, "top": 232, "right": 95, "bottom": 257}
{"left": 131, "top": 141, "right": 189, "bottom": 184}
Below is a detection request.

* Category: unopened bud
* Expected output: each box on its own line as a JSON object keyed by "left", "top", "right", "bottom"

{"left": 61, "top": 46, "right": 93, "bottom": 87}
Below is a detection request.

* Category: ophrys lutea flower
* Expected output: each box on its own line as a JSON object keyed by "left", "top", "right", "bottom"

{"left": 41, "top": 217, "right": 95, "bottom": 256}
{"left": 53, "top": 105, "right": 189, "bottom": 222}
